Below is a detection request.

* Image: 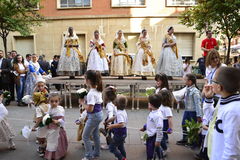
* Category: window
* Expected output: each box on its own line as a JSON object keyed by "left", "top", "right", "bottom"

{"left": 60, "top": 0, "right": 91, "bottom": 8}
{"left": 174, "top": 33, "right": 195, "bottom": 59}
{"left": 112, "top": 0, "right": 145, "bottom": 7}
{"left": 166, "top": 0, "right": 197, "bottom": 6}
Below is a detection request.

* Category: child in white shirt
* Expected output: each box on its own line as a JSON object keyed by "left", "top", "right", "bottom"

{"left": 140, "top": 94, "right": 163, "bottom": 160}
{"left": 106, "top": 95, "right": 128, "bottom": 160}
{"left": 158, "top": 90, "right": 173, "bottom": 154}
{"left": 202, "top": 67, "right": 240, "bottom": 160}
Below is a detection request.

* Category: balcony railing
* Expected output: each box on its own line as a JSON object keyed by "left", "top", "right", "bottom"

{"left": 166, "top": 0, "right": 197, "bottom": 6}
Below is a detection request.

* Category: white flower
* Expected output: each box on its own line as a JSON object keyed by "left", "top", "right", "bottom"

{"left": 77, "top": 88, "right": 88, "bottom": 94}
{"left": 145, "top": 87, "right": 156, "bottom": 96}
{"left": 42, "top": 114, "right": 50, "bottom": 125}
{"left": 22, "top": 95, "right": 33, "bottom": 104}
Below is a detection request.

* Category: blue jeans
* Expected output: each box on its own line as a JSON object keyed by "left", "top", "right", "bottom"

{"left": 182, "top": 111, "right": 197, "bottom": 140}
{"left": 109, "top": 134, "right": 126, "bottom": 160}
{"left": 16, "top": 76, "right": 25, "bottom": 102}
{"left": 161, "top": 119, "right": 169, "bottom": 151}
{"left": 82, "top": 111, "right": 103, "bottom": 159}
{"left": 146, "top": 135, "right": 163, "bottom": 160}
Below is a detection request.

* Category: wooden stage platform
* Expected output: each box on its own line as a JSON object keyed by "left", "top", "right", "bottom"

{"left": 46, "top": 76, "right": 205, "bottom": 109}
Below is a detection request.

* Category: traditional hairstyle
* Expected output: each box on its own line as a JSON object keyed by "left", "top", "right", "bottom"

{"left": 115, "top": 95, "right": 128, "bottom": 110}
{"left": 167, "top": 26, "right": 173, "bottom": 32}
{"left": 155, "top": 73, "right": 169, "bottom": 90}
{"left": 185, "top": 73, "right": 198, "bottom": 89}
{"left": 148, "top": 94, "right": 162, "bottom": 109}
{"left": 94, "top": 30, "right": 99, "bottom": 35}
{"left": 158, "top": 90, "right": 173, "bottom": 108}
{"left": 141, "top": 29, "right": 147, "bottom": 34}
{"left": 13, "top": 54, "right": 24, "bottom": 64}
{"left": 205, "top": 49, "right": 221, "bottom": 67}
{"left": 216, "top": 67, "right": 240, "bottom": 94}
{"left": 85, "top": 70, "right": 103, "bottom": 92}
{"left": 104, "top": 86, "right": 117, "bottom": 103}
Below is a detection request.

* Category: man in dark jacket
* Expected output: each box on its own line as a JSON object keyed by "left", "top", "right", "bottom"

{"left": 0, "top": 50, "right": 12, "bottom": 105}
{"left": 38, "top": 55, "right": 50, "bottom": 74}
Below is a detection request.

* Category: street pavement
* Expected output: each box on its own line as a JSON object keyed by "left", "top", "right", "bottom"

{"left": 0, "top": 102, "right": 197, "bottom": 160}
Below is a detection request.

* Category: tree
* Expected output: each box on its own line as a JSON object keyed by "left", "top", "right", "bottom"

{"left": 0, "top": 0, "right": 44, "bottom": 57}
{"left": 179, "top": 0, "right": 240, "bottom": 64}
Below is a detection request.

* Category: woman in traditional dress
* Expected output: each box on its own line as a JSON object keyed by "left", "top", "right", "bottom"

{"left": 58, "top": 27, "right": 84, "bottom": 79}
{"left": 24, "top": 54, "right": 46, "bottom": 96}
{"left": 111, "top": 30, "right": 131, "bottom": 79}
{"left": 156, "top": 26, "right": 183, "bottom": 77}
{"left": 87, "top": 30, "right": 109, "bottom": 75}
{"left": 132, "top": 29, "right": 155, "bottom": 80}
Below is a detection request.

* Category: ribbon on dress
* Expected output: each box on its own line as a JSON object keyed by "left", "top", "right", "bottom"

{"left": 114, "top": 39, "right": 131, "bottom": 65}
{"left": 165, "top": 34, "right": 178, "bottom": 59}
{"left": 65, "top": 39, "right": 85, "bottom": 62}
{"left": 140, "top": 41, "right": 155, "bottom": 66}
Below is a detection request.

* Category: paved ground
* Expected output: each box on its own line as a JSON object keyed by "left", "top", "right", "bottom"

{"left": 0, "top": 102, "right": 197, "bottom": 160}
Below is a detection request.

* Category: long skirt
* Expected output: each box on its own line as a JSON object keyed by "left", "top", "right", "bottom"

{"left": 45, "top": 127, "right": 68, "bottom": 160}
{"left": 87, "top": 49, "right": 109, "bottom": 72}
{"left": 0, "top": 119, "right": 15, "bottom": 143}
{"left": 110, "top": 50, "right": 130, "bottom": 76}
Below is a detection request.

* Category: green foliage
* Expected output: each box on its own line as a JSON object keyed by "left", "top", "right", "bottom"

{"left": 0, "top": 0, "right": 44, "bottom": 56}
{"left": 183, "top": 119, "right": 202, "bottom": 145}
{"left": 179, "top": 0, "right": 240, "bottom": 64}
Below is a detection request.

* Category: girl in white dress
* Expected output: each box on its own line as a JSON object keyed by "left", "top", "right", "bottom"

{"left": 132, "top": 29, "right": 155, "bottom": 80}
{"left": 111, "top": 30, "right": 131, "bottom": 79}
{"left": 156, "top": 26, "right": 183, "bottom": 77}
{"left": 87, "top": 30, "right": 109, "bottom": 74}
{"left": 58, "top": 27, "right": 84, "bottom": 78}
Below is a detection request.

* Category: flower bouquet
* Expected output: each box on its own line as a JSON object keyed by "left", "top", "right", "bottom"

{"left": 77, "top": 88, "right": 88, "bottom": 99}
{"left": 3, "top": 91, "right": 11, "bottom": 101}
{"left": 41, "top": 114, "right": 52, "bottom": 126}
{"left": 22, "top": 95, "right": 33, "bottom": 104}
{"left": 145, "top": 87, "right": 156, "bottom": 97}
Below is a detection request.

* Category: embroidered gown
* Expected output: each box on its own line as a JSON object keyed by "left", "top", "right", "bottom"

{"left": 87, "top": 39, "right": 109, "bottom": 72}
{"left": 156, "top": 34, "right": 183, "bottom": 77}
{"left": 132, "top": 37, "right": 155, "bottom": 76}
{"left": 111, "top": 38, "right": 131, "bottom": 76}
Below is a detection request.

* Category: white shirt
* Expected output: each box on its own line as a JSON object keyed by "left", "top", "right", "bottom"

{"left": 18, "top": 63, "right": 26, "bottom": 76}
{"left": 159, "top": 105, "right": 173, "bottom": 120}
{"left": 24, "top": 60, "right": 31, "bottom": 68}
{"left": 146, "top": 109, "right": 163, "bottom": 137}
{"left": 0, "top": 58, "right": 3, "bottom": 68}
{"left": 87, "top": 88, "right": 103, "bottom": 105}
{"left": 114, "top": 109, "right": 128, "bottom": 127}
{"left": 48, "top": 105, "right": 65, "bottom": 127}
{"left": 106, "top": 102, "right": 117, "bottom": 119}
{"left": 201, "top": 115, "right": 209, "bottom": 136}
{"left": 183, "top": 63, "right": 192, "bottom": 77}
{"left": 155, "top": 87, "right": 167, "bottom": 94}
{"left": 205, "top": 64, "right": 227, "bottom": 84}
{"left": 0, "top": 103, "right": 8, "bottom": 121}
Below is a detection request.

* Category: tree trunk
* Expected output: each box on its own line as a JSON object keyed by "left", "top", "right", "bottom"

{"left": 2, "top": 36, "right": 8, "bottom": 58}
{"left": 225, "top": 38, "right": 231, "bottom": 65}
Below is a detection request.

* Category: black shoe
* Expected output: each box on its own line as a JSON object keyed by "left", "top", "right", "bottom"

{"left": 194, "top": 153, "right": 203, "bottom": 160}
{"left": 69, "top": 76, "right": 75, "bottom": 79}
{"left": 118, "top": 76, "right": 124, "bottom": 79}
{"left": 17, "top": 102, "right": 22, "bottom": 106}
{"left": 176, "top": 139, "right": 187, "bottom": 145}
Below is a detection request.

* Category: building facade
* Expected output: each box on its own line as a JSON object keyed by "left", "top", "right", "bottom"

{"left": 1, "top": 0, "right": 209, "bottom": 61}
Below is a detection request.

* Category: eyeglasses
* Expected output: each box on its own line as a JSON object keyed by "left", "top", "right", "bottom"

{"left": 211, "top": 56, "right": 219, "bottom": 60}
{"left": 210, "top": 79, "right": 220, "bottom": 85}
{"left": 50, "top": 100, "right": 59, "bottom": 103}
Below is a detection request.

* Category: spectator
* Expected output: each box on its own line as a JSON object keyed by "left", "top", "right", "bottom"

{"left": 196, "top": 56, "right": 206, "bottom": 76}
{"left": 51, "top": 55, "right": 61, "bottom": 90}
{"left": 24, "top": 54, "right": 46, "bottom": 96}
{"left": 183, "top": 58, "right": 192, "bottom": 77}
{"left": 233, "top": 56, "right": 240, "bottom": 69}
{"left": 8, "top": 50, "right": 18, "bottom": 101}
{"left": 24, "top": 54, "right": 32, "bottom": 68}
{"left": 0, "top": 50, "right": 12, "bottom": 105}
{"left": 13, "top": 54, "right": 27, "bottom": 106}
{"left": 201, "top": 31, "right": 218, "bottom": 58}
{"left": 38, "top": 55, "right": 50, "bottom": 74}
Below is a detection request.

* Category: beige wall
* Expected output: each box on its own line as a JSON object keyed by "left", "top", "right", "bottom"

{"left": 0, "top": 17, "right": 206, "bottom": 61}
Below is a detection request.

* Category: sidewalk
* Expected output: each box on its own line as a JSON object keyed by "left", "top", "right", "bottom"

{"left": 0, "top": 105, "right": 197, "bottom": 160}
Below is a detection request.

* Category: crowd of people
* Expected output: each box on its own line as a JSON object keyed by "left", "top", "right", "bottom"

{"left": 0, "top": 27, "right": 240, "bottom": 160}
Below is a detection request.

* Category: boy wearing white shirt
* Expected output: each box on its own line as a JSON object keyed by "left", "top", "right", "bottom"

{"left": 203, "top": 67, "right": 240, "bottom": 160}
{"left": 141, "top": 94, "right": 163, "bottom": 160}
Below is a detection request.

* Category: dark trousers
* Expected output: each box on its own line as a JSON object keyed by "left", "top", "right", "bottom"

{"left": 198, "top": 135, "right": 209, "bottom": 160}
{"left": 182, "top": 111, "right": 197, "bottom": 140}
{"left": 161, "top": 119, "right": 169, "bottom": 151}
{"left": 109, "top": 135, "right": 126, "bottom": 160}
{"left": 146, "top": 135, "right": 163, "bottom": 160}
